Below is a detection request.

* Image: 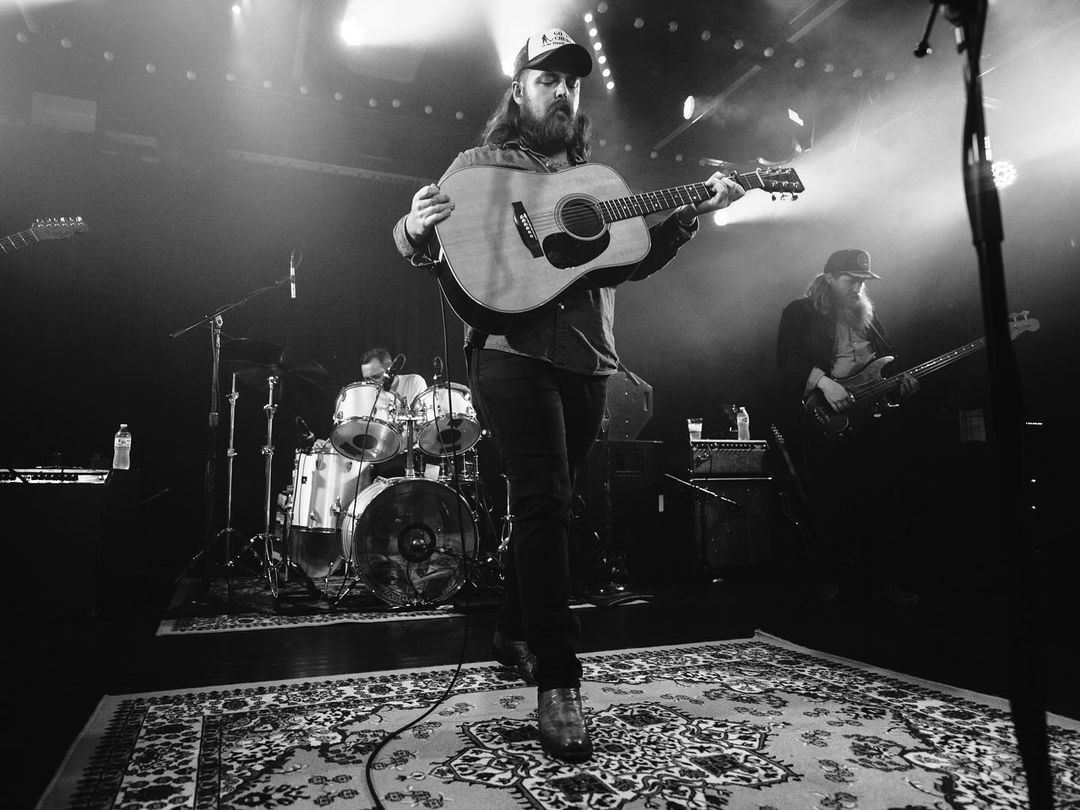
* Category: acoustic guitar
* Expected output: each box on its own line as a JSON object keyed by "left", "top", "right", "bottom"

{"left": 1, "top": 217, "right": 89, "bottom": 254}
{"left": 434, "top": 163, "right": 803, "bottom": 333}
{"left": 801, "top": 310, "right": 1040, "bottom": 440}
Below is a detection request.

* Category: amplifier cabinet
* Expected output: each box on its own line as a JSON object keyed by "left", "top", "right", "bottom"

{"left": 1, "top": 469, "right": 139, "bottom": 615}
{"left": 689, "top": 440, "right": 769, "bottom": 476}
{"left": 689, "top": 477, "right": 777, "bottom": 569}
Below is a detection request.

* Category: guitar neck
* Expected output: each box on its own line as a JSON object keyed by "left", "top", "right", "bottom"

{"left": 599, "top": 173, "right": 761, "bottom": 223}
{"left": 0, "top": 229, "right": 40, "bottom": 254}
{"left": 860, "top": 337, "right": 988, "bottom": 401}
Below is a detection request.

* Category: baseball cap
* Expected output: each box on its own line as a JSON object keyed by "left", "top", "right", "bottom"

{"left": 824, "top": 249, "right": 881, "bottom": 280}
{"left": 512, "top": 28, "right": 593, "bottom": 79}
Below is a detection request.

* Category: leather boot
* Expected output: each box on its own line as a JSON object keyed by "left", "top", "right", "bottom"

{"left": 537, "top": 687, "right": 593, "bottom": 763}
{"left": 491, "top": 630, "right": 537, "bottom": 684}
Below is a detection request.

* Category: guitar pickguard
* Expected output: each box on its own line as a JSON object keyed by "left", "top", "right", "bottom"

{"left": 541, "top": 230, "right": 611, "bottom": 269}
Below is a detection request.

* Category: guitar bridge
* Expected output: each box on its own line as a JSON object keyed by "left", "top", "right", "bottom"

{"left": 512, "top": 201, "right": 543, "bottom": 258}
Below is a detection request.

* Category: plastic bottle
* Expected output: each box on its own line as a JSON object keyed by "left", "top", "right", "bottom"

{"left": 736, "top": 407, "right": 750, "bottom": 441}
{"left": 113, "top": 423, "right": 132, "bottom": 470}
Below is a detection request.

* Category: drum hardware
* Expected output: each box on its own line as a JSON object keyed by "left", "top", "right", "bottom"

{"left": 168, "top": 268, "right": 333, "bottom": 601}
{"left": 411, "top": 382, "right": 482, "bottom": 457}
{"left": 331, "top": 381, "right": 407, "bottom": 463}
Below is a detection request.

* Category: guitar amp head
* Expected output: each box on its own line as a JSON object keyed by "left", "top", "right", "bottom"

{"left": 689, "top": 439, "right": 769, "bottom": 477}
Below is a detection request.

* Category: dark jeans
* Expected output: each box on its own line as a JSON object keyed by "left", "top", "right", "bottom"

{"left": 799, "top": 416, "right": 906, "bottom": 582}
{"left": 468, "top": 348, "right": 607, "bottom": 690}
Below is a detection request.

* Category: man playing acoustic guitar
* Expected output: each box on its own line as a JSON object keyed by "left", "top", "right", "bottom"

{"left": 392, "top": 27, "right": 743, "bottom": 762}
{"left": 776, "top": 248, "right": 920, "bottom": 605}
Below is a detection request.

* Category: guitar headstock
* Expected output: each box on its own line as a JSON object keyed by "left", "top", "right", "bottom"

{"left": 30, "top": 217, "right": 89, "bottom": 240}
{"left": 1008, "top": 311, "right": 1040, "bottom": 338}
{"left": 736, "top": 167, "right": 805, "bottom": 200}
{"left": 769, "top": 423, "right": 786, "bottom": 447}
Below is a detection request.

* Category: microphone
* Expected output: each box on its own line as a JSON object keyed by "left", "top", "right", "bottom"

{"left": 289, "top": 249, "right": 300, "bottom": 299}
{"left": 295, "top": 416, "right": 315, "bottom": 450}
{"left": 382, "top": 354, "right": 405, "bottom": 391}
{"left": 433, "top": 356, "right": 443, "bottom": 382}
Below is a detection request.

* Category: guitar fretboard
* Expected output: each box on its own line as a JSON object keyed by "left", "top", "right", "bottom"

{"left": 857, "top": 337, "right": 993, "bottom": 402}
{"left": 0, "top": 229, "right": 39, "bottom": 254}
{"left": 598, "top": 173, "right": 762, "bottom": 223}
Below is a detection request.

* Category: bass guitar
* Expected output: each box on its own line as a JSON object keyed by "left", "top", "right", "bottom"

{"left": 801, "top": 310, "right": 1040, "bottom": 440}
{"left": 434, "top": 163, "right": 803, "bottom": 333}
{"left": 1, "top": 217, "right": 89, "bottom": 254}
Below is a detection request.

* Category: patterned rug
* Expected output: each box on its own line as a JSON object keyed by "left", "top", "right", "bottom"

{"left": 159, "top": 576, "right": 599, "bottom": 636}
{"left": 40, "top": 632, "right": 1079, "bottom": 809}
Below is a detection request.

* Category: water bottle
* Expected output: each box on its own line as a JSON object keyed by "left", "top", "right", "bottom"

{"left": 736, "top": 407, "right": 750, "bottom": 441}
{"left": 113, "top": 423, "right": 132, "bottom": 470}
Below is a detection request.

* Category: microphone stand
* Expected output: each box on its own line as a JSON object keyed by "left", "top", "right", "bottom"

{"left": 920, "top": 3, "right": 1052, "bottom": 806}
{"left": 168, "top": 273, "right": 292, "bottom": 605}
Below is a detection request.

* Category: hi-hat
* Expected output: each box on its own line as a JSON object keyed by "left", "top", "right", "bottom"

{"left": 221, "top": 338, "right": 332, "bottom": 393}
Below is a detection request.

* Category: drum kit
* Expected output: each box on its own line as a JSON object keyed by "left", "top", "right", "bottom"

{"left": 216, "top": 338, "right": 489, "bottom": 608}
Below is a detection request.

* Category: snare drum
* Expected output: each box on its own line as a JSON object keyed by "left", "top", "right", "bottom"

{"left": 410, "top": 383, "right": 482, "bottom": 456}
{"left": 288, "top": 448, "right": 367, "bottom": 578}
{"left": 331, "top": 381, "right": 406, "bottom": 463}
{"left": 341, "top": 477, "right": 478, "bottom": 607}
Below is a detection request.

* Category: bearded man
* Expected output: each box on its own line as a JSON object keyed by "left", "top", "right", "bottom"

{"left": 776, "top": 249, "right": 919, "bottom": 604}
{"left": 392, "top": 28, "right": 743, "bottom": 762}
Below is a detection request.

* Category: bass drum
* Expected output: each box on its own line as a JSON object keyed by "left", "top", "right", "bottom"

{"left": 341, "top": 477, "right": 478, "bottom": 607}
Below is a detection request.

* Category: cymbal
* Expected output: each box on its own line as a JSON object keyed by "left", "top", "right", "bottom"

{"left": 221, "top": 338, "right": 332, "bottom": 392}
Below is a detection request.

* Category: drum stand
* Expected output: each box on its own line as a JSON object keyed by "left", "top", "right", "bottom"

{"left": 233, "top": 373, "right": 282, "bottom": 595}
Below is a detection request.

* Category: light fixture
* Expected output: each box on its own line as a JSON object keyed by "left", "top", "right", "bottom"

{"left": 992, "top": 160, "right": 1017, "bottom": 188}
{"left": 683, "top": 95, "right": 695, "bottom": 120}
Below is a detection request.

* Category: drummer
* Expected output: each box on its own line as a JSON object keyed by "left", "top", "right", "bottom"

{"left": 360, "top": 347, "right": 427, "bottom": 407}
{"left": 359, "top": 347, "right": 440, "bottom": 481}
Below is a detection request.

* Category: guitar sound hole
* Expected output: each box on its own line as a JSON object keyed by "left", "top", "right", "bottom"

{"left": 558, "top": 198, "right": 604, "bottom": 239}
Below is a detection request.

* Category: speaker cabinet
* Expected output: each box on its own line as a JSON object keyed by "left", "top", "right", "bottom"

{"left": 690, "top": 477, "right": 777, "bottom": 570}
{"left": 574, "top": 440, "right": 665, "bottom": 584}
{"left": 0, "top": 469, "right": 139, "bottom": 616}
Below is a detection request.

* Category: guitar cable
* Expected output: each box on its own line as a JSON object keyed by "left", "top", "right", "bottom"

{"left": 361, "top": 281, "right": 478, "bottom": 810}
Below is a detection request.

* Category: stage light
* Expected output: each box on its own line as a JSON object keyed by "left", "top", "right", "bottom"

{"left": 340, "top": 19, "right": 364, "bottom": 47}
{"left": 231, "top": 4, "right": 241, "bottom": 15}
{"left": 588, "top": 27, "right": 597, "bottom": 38}
{"left": 584, "top": 12, "right": 594, "bottom": 23}
{"left": 103, "top": 50, "right": 115, "bottom": 62}
{"left": 823, "top": 62, "right": 834, "bottom": 73}
{"left": 683, "top": 95, "right": 695, "bottom": 120}
{"left": 602, "top": 68, "right": 611, "bottom": 77}
{"left": 992, "top": 160, "right": 1017, "bottom": 188}
{"left": 763, "top": 46, "right": 774, "bottom": 58}
{"left": 186, "top": 70, "right": 197, "bottom": 81}
{"left": 788, "top": 108, "right": 804, "bottom": 126}
{"left": 60, "top": 37, "right": 73, "bottom": 49}
{"left": 733, "top": 39, "right": 744, "bottom": 50}
{"left": 598, "top": 55, "right": 607, "bottom": 65}
{"left": 633, "top": 17, "right": 644, "bottom": 29}
{"left": 701, "top": 30, "right": 711, "bottom": 41}
{"left": 593, "top": 41, "right": 602, "bottom": 51}
{"left": 606, "top": 81, "right": 615, "bottom": 90}
{"left": 145, "top": 63, "right": 156, "bottom": 74}
{"left": 794, "top": 57, "right": 805, "bottom": 69}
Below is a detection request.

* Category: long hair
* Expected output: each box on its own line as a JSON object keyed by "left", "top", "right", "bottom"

{"left": 804, "top": 273, "right": 875, "bottom": 330}
{"left": 477, "top": 86, "right": 593, "bottom": 159}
